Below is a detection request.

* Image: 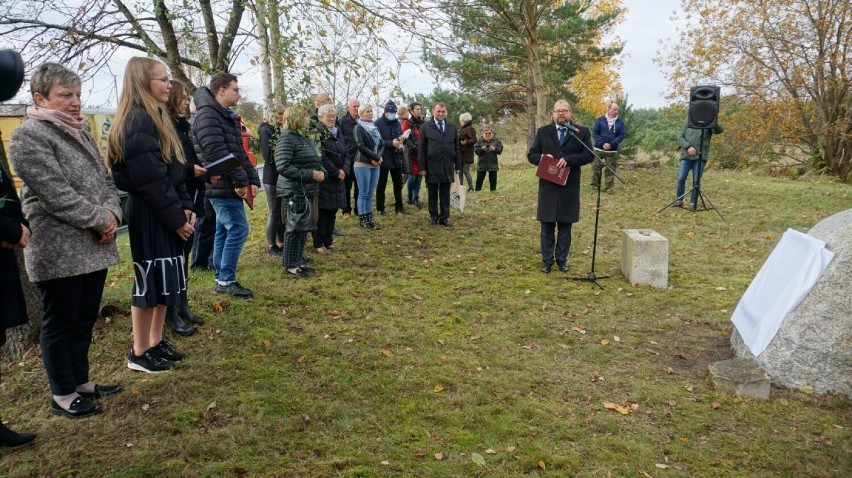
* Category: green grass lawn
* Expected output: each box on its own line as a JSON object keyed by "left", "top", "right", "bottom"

{"left": 2, "top": 157, "right": 850, "bottom": 477}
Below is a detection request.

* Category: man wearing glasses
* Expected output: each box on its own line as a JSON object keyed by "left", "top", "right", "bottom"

{"left": 192, "top": 72, "right": 260, "bottom": 298}
{"left": 527, "top": 100, "right": 594, "bottom": 274}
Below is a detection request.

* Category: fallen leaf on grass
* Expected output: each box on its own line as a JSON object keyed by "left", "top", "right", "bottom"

{"left": 571, "top": 326, "right": 586, "bottom": 334}
{"left": 251, "top": 353, "right": 266, "bottom": 359}
{"left": 380, "top": 348, "right": 394, "bottom": 357}
{"left": 715, "top": 286, "right": 727, "bottom": 291}
{"left": 327, "top": 309, "right": 342, "bottom": 317}
{"left": 656, "top": 463, "right": 670, "bottom": 469}
{"left": 600, "top": 339, "right": 610, "bottom": 346}
{"left": 603, "top": 402, "right": 632, "bottom": 415}
{"left": 711, "top": 402, "right": 722, "bottom": 409}
{"left": 472, "top": 452, "right": 486, "bottom": 467}
{"left": 297, "top": 355, "right": 306, "bottom": 363}
{"left": 433, "top": 384, "right": 444, "bottom": 393}
{"left": 798, "top": 385, "right": 814, "bottom": 394}
{"left": 261, "top": 339, "right": 272, "bottom": 349}
{"left": 380, "top": 460, "right": 390, "bottom": 465}
{"left": 678, "top": 436, "right": 689, "bottom": 443}
{"left": 434, "top": 452, "right": 444, "bottom": 461}
{"left": 485, "top": 448, "right": 496, "bottom": 454}
{"left": 414, "top": 449, "right": 427, "bottom": 458}
{"left": 141, "top": 403, "right": 150, "bottom": 412}
{"left": 412, "top": 294, "right": 423, "bottom": 301}
{"left": 537, "top": 460, "right": 546, "bottom": 470}
{"left": 211, "top": 300, "right": 230, "bottom": 312}
{"left": 506, "top": 446, "right": 516, "bottom": 453}
{"left": 206, "top": 401, "right": 217, "bottom": 412}
{"left": 613, "top": 336, "right": 620, "bottom": 342}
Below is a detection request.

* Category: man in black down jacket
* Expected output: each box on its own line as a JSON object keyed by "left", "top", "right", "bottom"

{"left": 418, "top": 102, "right": 461, "bottom": 226}
{"left": 192, "top": 72, "right": 260, "bottom": 298}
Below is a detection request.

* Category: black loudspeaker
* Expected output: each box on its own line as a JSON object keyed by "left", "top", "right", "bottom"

{"left": 0, "top": 50, "right": 25, "bottom": 102}
{"left": 687, "top": 85, "right": 720, "bottom": 129}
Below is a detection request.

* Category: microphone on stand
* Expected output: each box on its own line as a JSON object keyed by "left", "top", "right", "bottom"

{"left": 562, "top": 123, "right": 580, "bottom": 134}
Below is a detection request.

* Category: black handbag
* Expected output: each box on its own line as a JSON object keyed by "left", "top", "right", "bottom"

{"left": 285, "top": 178, "right": 315, "bottom": 232}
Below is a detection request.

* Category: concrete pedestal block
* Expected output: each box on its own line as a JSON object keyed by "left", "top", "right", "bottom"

{"left": 708, "top": 358, "right": 771, "bottom": 400}
{"left": 621, "top": 229, "right": 668, "bottom": 288}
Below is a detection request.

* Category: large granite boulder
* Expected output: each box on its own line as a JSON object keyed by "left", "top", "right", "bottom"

{"left": 731, "top": 209, "right": 852, "bottom": 397}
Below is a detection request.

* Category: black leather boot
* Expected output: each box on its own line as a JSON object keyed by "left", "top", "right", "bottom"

{"left": 178, "top": 295, "right": 205, "bottom": 326}
{"left": 0, "top": 421, "right": 36, "bottom": 447}
{"left": 165, "top": 305, "right": 194, "bottom": 336}
{"left": 367, "top": 213, "right": 381, "bottom": 230}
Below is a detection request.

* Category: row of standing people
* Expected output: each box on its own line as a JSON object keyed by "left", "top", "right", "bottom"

{"left": 259, "top": 97, "right": 507, "bottom": 258}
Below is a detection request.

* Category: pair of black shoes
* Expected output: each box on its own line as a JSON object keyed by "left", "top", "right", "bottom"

{"left": 127, "top": 338, "right": 184, "bottom": 373}
{"left": 165, "top": 298, "right": 206, "bottom": 336}
{"left": 541, "top": 262, "right": 569, "bottom": 273}
{"left": 0, "top": 422, "right": 36, "bottom": 446}
{"left": 49, "top": 383, "right": 124, "bottom": 419}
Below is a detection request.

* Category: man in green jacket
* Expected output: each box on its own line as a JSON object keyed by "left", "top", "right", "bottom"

{"left": 675, "top": 121, "right": 724, "bottom": 210}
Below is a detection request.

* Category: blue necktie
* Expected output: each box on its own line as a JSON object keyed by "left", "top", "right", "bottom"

{"left": 558, "top": 127, "right": 566, "bottom": 144}
{"left": 439, "top": 121, "right": 444, "bottom": 133}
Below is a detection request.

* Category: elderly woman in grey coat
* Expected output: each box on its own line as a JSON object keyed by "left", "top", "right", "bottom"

{"left": 9, "top": 63, "right": 123, "bottom": 419}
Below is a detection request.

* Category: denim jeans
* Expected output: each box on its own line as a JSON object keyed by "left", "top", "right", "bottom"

{"left": 354, "top": 167, "right": 379, "bottom": 215}
{"left": 407, "top": 173, "right": 422, "bottom": 201}
{"left": 676, "top": 159, "right": 705, "bottom": 204}
{"left": 210, "top": 198, "right": 249, "bottom": 283}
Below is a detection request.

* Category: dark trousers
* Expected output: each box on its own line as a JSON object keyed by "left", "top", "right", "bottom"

{"left": 314, "top": 208, "right": 337, "bottom": 248}
{"left": 264, "top": 184, "right": 284, "bottom": 248}
{"left": 427, "top": 181, "right": 452, "bottom": 221}
{"left": 540, "top": 222, "right": 572, "bottom": 266}
{"left": 475, "top": 171, "right": 497, "bottom": 191}
{"left": 376, "top": 168, "right": 404, "bottom": 212}
{"left": 191, "top": 197, "right": 216, "bottom": 269}
{"left": 36, "top": 269, "right": 108, "bottom": 395}
{"left": 344, "top": 170, "right": 359, "bottom": 215}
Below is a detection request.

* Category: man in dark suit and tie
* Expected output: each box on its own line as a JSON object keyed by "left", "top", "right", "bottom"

{"left": 418, "top": 102, "right": 462, "bottom": 226}
{"left": 527, "top": 100, "right": 594, "bottom": 273}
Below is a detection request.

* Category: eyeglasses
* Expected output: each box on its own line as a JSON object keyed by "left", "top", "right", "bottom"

{"left": 554, "top": 109, "right": 571, "bottom": 114}
{"left": 153, "top": 77, "right": 171, "bottom": 83}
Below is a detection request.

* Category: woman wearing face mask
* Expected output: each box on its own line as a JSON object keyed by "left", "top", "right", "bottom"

{"left": 374, "top": 100, "right": 406, "bottom": 215}
{"left": 314, "top": 104, "right": 349, "bottom": 253}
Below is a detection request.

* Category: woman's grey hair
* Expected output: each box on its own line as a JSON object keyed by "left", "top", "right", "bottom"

{"left": 358, "top": 103, "right": 373, "bottom": 116}
{"left": 318, "top": 104, "right": 336, "bottom": 117}
{"left": 459, "top": 112, "right": 472, "bottom": 124}
{"left": 30, "top": 62, "right": 81, "bottom": 98}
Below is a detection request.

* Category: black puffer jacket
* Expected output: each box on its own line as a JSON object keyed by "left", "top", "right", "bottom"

{"left": 339, "top": 112, "right": 359, "bottom": 164}
{"left": 317, "top": 124, "right": 349, "bottom": 210}
{"left": 191, "top": 87, "right": 260, "bottom": 198}
{"left": 274, "top": 129, "right": 327, "bottom": 199}
{"left": 112, "top": 106, "right": 192, "bottom": 231}
{"left": 375, "top": 115, "right": 403, "bottom": 169}
{"left": 174, "top": 116, "right": 206, "bottom": 213}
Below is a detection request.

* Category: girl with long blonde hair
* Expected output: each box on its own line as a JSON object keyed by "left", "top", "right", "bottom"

{"left": 108, "top": 57, "right": 195, "bottom": 373}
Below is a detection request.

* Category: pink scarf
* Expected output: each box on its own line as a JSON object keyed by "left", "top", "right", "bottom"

{"left": 26, "top": 106, "right": 85, "bottom": 143}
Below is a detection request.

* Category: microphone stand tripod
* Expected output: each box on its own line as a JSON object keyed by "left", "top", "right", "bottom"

{"left": 658, "top": 129, "right": 727, "bottom": 222}
{"left": 567, "top": 131, "right": 625, "bottom": 290}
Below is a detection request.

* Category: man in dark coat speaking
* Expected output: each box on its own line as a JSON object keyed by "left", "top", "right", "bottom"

{"left": 527, "top": 99, "right": 594, "bottom": 273}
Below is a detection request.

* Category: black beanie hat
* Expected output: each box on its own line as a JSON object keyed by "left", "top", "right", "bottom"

{"left": 383, "top": 100, "right": 398, "bottom": 113}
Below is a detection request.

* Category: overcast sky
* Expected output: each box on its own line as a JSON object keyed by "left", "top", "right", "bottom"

{"left": 6, "top": 0, "right": 685, "bottom": 110}
{"left": 615, "top": 0, "right": 684, "bottom": 108}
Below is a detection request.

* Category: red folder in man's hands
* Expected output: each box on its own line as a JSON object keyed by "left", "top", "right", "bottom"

{"left": 243, "top": 188, "right": 255, "bottom": 210}
{"left": 535, "top": 154, "right": 570, "bottom": 186}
